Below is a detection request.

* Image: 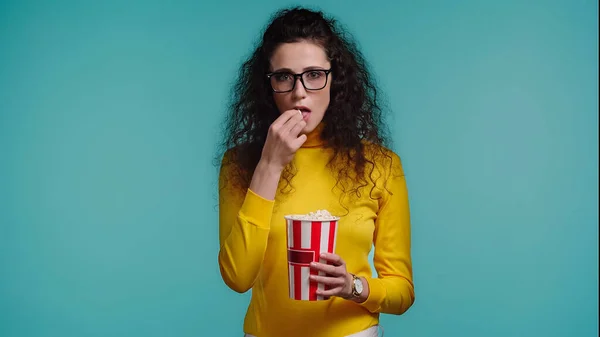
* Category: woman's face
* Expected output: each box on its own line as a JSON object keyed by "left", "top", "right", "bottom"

{"left": 269, "top": 40, "right": 332, "bottom": 134}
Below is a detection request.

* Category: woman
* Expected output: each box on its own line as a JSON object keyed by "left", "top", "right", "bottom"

{"left": 217, "top": 6, "right": 414, "bottom": 337}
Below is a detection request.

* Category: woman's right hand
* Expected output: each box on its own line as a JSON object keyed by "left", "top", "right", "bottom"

{"left": 259, "top": 109, "right": 307, "bottom": 171}
{"left": 249, "top": 109, "right": 306, "bottom": 200}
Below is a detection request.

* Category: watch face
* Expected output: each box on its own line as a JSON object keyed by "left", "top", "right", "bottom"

{"left": 354, "top": 278, "right": 363, "bottom": 294}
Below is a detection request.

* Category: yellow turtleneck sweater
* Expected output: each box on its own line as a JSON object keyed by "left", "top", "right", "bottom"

{"left": 218, "top": 126, "right": 414, "bottom": 337}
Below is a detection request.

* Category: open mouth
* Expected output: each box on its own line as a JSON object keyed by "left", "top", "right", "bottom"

{"left": 295, "top": 106, "right": 311, "bottom": 121}
{"left": 295, "top": 106, "right": 311, "bottom": 113}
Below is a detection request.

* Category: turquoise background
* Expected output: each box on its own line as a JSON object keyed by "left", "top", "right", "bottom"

{"left": 0, "top": 0, "right": 597, "bottom": 336}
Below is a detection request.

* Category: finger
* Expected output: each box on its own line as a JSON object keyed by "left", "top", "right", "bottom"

{"left": 290, "top": 134, "right": 307, "bottom": 149}
{"left": 310, "top": 274, "right": 346, "bottom": 286}
{"left": 310, "top": 262, "right": 343, "bottom": 276}
{"left": 279, "top": 111, "right": 304, "bottom": 134}
{"left": 271, "top": 109, "right": 301, "bottom": 130}
{"left": 319, "top": 252, "right": 344, "bottom": 266}
{"left": 316, "top": 287, "right": 344, "bottom": 297}
{"left": 288, "top": 120, "right": 306, "bottom": 137}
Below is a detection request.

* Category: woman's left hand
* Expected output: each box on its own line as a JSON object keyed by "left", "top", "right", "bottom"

{"left": 309, "top": 252, "right": 353, "bottom": 299}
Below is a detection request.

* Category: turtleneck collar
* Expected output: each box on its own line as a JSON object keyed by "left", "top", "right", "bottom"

{"left": 301, "top": 123, "right": 325, "bottom": 148}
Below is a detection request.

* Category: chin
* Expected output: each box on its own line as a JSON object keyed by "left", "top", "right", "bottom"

{"left": 301, "top": 124, "right": 317, "bottom": 134}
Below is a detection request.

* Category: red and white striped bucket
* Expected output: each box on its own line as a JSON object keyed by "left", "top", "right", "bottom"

{"left": 284, "top": 216, "right": 339, "bottom": 301}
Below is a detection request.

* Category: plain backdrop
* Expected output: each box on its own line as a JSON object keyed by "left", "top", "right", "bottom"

{"left": 1, "top": 0, "right": 598, "bottom": 336}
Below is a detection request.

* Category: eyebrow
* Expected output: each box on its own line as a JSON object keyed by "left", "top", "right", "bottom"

{"left": 271, "top": 66, "right": 328, "bottom": 73}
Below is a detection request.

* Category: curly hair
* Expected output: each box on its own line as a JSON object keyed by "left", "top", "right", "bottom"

{"left": 217, "top": 6, "right": 394, "bottom": 201}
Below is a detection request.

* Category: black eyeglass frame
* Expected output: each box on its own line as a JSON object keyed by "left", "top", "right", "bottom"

{"left": 266, "top": 69, "right": 332, "bottom": 93}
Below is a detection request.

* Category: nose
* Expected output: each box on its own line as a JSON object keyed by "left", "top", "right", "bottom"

{"left": 291, "top": 76, "right": 307, "bottom": 99}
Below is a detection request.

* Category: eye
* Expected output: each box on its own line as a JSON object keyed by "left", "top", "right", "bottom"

{"left": 306, "top": 71, "right": 323, "bottom": 79}
{"left": 274, "top": 73, "right": 292, "bottom": 82}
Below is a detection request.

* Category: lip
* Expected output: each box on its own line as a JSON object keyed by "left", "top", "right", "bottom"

{"left": 294, "top": 105, "right": 311, "bottom": 113}
{"left": 301, "top": 111, "right": 310, "bottom": 121}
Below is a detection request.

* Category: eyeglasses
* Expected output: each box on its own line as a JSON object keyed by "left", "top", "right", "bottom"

{"left": 266, "top": 69, "right": 332, "bottom": 93}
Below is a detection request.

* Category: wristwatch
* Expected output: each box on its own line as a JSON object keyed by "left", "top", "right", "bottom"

{"left": 350, "top": 273, "right": 364, "bottom": 298}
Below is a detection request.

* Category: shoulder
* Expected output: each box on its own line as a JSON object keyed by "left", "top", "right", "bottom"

{"left": 221, "top": 145, "right": 240, "bottom": 161}
{"left": 218, "top": 146, "right": 243, "bottom": 181}
{"left": 219, "top": 145, "right": 246, "bottom": 168}
{"left": 218, "top": 147, "right": 247, "bottom": 197}
{"left": 361, "top": 140, "right": 405, "bottom": 177}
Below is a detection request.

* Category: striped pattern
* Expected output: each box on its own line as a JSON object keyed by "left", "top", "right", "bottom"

{"left": 286, "top": 218, "right": 338, "bottom": 301}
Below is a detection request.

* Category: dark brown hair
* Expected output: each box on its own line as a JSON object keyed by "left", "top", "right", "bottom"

{"left": 217, "top": 6, "right": 394, "bottom": 201}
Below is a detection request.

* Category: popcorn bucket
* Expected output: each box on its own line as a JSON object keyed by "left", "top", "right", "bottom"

{"left": 284, "top": 214, "right": 340, "bottom": 301}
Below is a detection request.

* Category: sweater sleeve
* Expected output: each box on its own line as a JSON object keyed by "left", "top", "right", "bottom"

{"left": 217, "top": 153, "right": 274, "bottom": 293}
{"left": 359, "top": 152, "right": 415, "bottom": 315}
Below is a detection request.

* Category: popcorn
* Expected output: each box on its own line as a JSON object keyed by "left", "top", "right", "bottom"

{"left": 286, "top": 209, "right": 339, "bottom": 221}
{"left": 284, "top": 210, "right": 339, "bottom": 301}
